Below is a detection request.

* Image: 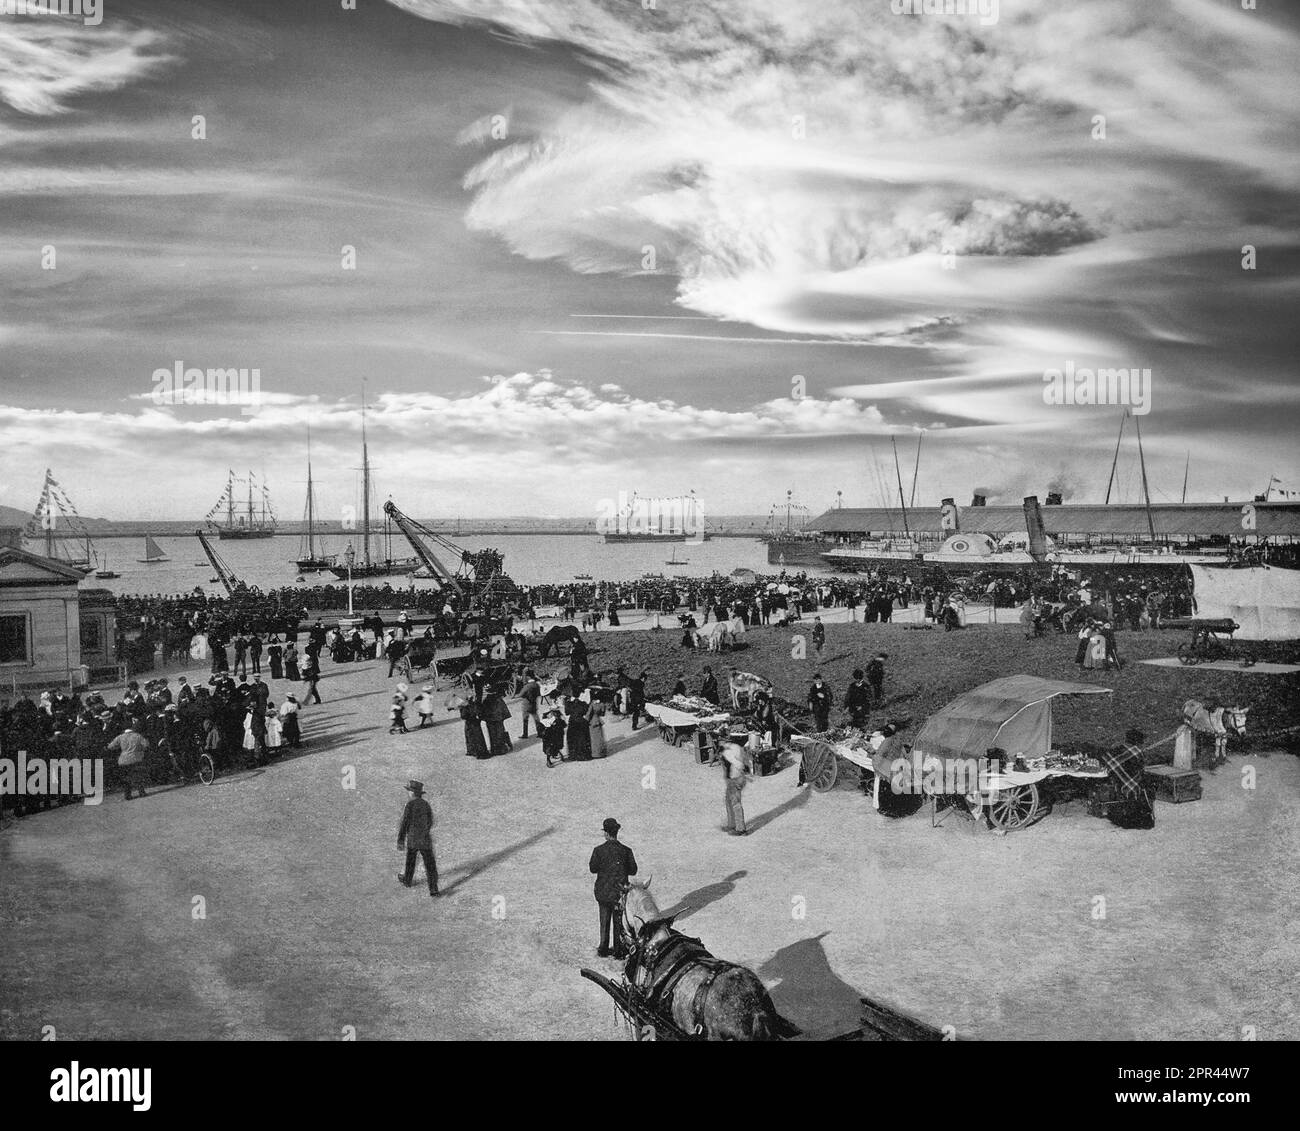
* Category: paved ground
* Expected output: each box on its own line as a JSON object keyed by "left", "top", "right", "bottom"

{"left": 2, "top": 638, "right": 1297, "bottom": 1041}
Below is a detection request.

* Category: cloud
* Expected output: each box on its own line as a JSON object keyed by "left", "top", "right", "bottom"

{"left": 0, "top": 13, "right": 172, "bottom": 116}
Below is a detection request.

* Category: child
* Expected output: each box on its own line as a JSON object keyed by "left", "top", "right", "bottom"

{"left": 389, "top": 692, "right": 409, "bottom": 734}
{"left": 539, "top": 707, "right": 565, "bottom": 767}
{"left": 414, "top": 684, "right": 436, "bottom": 728}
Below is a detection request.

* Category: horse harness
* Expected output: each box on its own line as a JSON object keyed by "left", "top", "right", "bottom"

{"left": 625, "top": 929, "right": 731, "bottom": 1036}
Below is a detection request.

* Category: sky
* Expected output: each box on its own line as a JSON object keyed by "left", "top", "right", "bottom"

{"left": 0, "top": 0, "right": 1297, "bottom": 522}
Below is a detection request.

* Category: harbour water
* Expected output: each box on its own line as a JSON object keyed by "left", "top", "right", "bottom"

{"left": 75, "top": 533, "right": 800, "bottom": 596}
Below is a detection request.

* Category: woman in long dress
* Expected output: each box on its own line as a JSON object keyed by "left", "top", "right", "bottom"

{"left": 279, "top": 695, "right": 301, "bottom": 748}
{"left": 1083, "top": 629, "right": 1107, "bottom": 670}
{"left": 283, "top": 642, "right": 300, "bottom": 681}
{"left": 481, "top": 689, "right": 513, "bottom": 756}
{"left": 565, "top": 697, "right": 592, "bottom": 761}
{"left": 588, "top": 697, "right": 608, "bottom": 758}
{"left": 267, "top": 636, "right": 284, "bottom": 680}
{"left": 459, "top": 700, "right": 491, "bottom": 759}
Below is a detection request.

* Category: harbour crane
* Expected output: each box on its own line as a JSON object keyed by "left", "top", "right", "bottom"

{"left": 382, "top": 500, "right": 517, "bottom": 606}
{"left": 195, "top": 528, "right": 241, "bottom": 595}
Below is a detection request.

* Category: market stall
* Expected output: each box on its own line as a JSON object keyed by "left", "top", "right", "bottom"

{"left": 907, "top": 675, "right": 1114, "bottom": 831}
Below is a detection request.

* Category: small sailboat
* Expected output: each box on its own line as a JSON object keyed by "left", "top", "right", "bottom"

{"left": 666, "top": 548, "right": 688, "bottom": 566}
{"left": 138, "top": 534, "right": 169, "bottom": 563}
{"left": 94, "top": 552, "right": 120, "bottom": 580}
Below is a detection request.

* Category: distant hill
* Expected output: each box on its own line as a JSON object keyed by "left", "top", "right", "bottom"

{"left": 0, "top": 504, "right": 32, "bottom": 529}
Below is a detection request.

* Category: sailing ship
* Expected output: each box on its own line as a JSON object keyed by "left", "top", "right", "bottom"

{"left": 665, "top": 547, "right": 688, "bottom": 566}
{"left": 328, "top": 393, "right": 419, "bottom": 580}
{"left": 137, "top": 535, "right": 169, "bottom": 563}
{"left": 295, "top": 434, "right": 336, "bottom": 572}
{"left": 205, "top": 470, "right": 277, "bottom": 539}
{"left": 762, "top": 491, "right": 823, "bottom": 567}
{"left": 94, "top": 554, "right": 120, "bottom": 580}
{"left": 27, "top": 469, "right": 95, "bottom": 571}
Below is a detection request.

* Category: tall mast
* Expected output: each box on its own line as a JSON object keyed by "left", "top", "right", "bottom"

{"left": 227, "top": 470, "right": 235, "bottom": 530}
{"left": 247, "top": 471, "right": 254, "bottom": 529}
{"left": 1181, "top": 451, "right": 1189, "bottom": 505}
{"left": 361, "top": 387, "right": 372, "bottom": 566}
{"left": 892, "top": 436, "right": 910, "bottom": 538}
{"left": 910, "top": 431, "right": 923, "bottom": 508}
{"left": 1104, "top": 410, "right": 1127, "bottom": 505}
{"left": 306, "top": 429, "right": 315, "bottom": 557}
{"left": 1134, "top": 413, "right": 1157, "bottom": 541}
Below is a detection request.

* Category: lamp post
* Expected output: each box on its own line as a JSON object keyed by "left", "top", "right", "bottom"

{"left": 344, "top": 542, "right": 356, "bottom": 617}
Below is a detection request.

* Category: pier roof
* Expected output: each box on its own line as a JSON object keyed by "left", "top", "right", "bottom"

{"left": 807, "top": 502, "right": 1300, "bottom": 539}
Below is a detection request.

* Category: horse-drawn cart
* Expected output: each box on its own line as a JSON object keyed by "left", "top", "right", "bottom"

{"left": 579, "top": 881, "right": 945, "bottom": 1042}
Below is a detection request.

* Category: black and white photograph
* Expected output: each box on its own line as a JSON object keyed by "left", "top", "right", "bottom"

{"left": 0, "top": 0, "right": 1297, "bottom": 1082}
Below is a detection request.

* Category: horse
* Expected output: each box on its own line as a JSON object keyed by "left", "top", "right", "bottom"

{"left": 1182, "top": 699, "right": 1249, "bottom": 763}
{"left": 619, "top": 879, "right": 796, "bottom": 1041}
{"left": 536, "top": 624, "right": 583, "bottom": 658}
{"left": 728, "top": 668, "right": 772, "bottom": 711}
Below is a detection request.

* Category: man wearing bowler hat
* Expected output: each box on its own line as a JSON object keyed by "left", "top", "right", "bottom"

{"left": 589, "top": 818, "right": 637, "bottom": 958}
{"left": 397, "top": 779, "right": 438, "bottom": 896}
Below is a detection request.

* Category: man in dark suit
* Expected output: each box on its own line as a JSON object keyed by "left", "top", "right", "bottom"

{"left": 626, "top": 670, "right": 648, "bottom": 731}
{"left": 589, "top": 817, "right": 637, "bottom": 958}
{"left": 397, "top": 779, "right": 439, "bottom": 896}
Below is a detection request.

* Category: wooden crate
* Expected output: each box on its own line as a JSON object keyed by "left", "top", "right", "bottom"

{"left": 1144, "top": 765, "right": 1202, "bottom": 804}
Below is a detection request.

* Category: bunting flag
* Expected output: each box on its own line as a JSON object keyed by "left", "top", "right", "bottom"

{"left": 1268, "top": 476, "right": 1298, "bottom": 500}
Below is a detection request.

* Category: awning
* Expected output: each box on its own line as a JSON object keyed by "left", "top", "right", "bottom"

{"left": 912, "top": 676, "right": 1112, "bottom": 763}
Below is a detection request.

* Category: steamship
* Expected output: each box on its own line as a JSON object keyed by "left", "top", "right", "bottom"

{"left": 779, "top": 491, "right": 1299, "bottom": 573}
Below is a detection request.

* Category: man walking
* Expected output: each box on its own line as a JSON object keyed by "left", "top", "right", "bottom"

{"left": 518, "top": 669, "right": 542, "bottom": 739}
{"left": 845, "top": 669, "right": 871, "bottom": 728}
{"left": 626, "top": 669, "right": 649, "bottom": 731}
{"left": 811, "top": 616, "right": 826, "bottom": 658}
{"left": 807, "top": 673, "right": 834, "bottom": 732}
{"left": 721, "top": 736, "right": 751, "bottom": 836}
{"left": 589, "top": 817, "right": 637, "bottom": 958}
{"left": 233, "top": 633, "right": 249, "bottom": 679}
{"left": 303, "top": 655, "right": 322, "bottom": 704}
{"left": 249, "top": 632, "right": 263, "bottom": 675}
{"left": 107, "top": 722, "right": 150, "bottom": 801}
{"left": 397, "top": 779, "right": 439, "bottom": 896}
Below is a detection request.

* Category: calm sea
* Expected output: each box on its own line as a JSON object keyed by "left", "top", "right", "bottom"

{"left": 77, "top": 533, "right": 805, "bottom": 597}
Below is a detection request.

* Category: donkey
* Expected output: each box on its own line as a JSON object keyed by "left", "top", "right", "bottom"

{"left": 620, "top": 879, "right": 795, "bottom": 1041}
{"left": 1183, "top": 699, "right": 1249, "bottom": 762}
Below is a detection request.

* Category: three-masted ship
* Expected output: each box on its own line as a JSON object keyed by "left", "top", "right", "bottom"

{"left": 205, "top": 470, "right": 277, "bottom": 539}
{"left": 602, "top": 491, "right": 711, "bottom": 543}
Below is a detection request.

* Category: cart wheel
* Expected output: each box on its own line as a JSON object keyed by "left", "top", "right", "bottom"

{"left": 1239, "top": 655, "right": 1256, "bottom": 669}
{"left": 803, "top": 741, "right": 839, "bottom": 792}
{"left": 198, "top": 754, "right": 216, "bottom": 786}
{"left": 985, "top": 782, "right": 1041, "bottom": 830}
{"left": 1176, "top": 644, "right": 1200, "bottom": 666}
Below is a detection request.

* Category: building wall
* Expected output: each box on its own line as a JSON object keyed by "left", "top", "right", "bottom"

{"left": 0, "top": 584, "right": 83, "bottom": 689}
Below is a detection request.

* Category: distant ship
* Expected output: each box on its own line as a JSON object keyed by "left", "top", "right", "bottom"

{"left": 295, "top": 434, "right": 336, "bottom": 572}
{"left": 603, "top": 491, "right": 711, "bottom": 543}
{"left": 328, "top": 393, "right": 419, "bottom": 580}
{"left": 206, "top": 470, "right": 277, "bottom": 539}
{"left": 27, "top": 468, "right": 94, "bottom": 571}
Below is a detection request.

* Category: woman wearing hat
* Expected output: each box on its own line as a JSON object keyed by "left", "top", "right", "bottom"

{"left": 539, "top": 707, "right": 566, "bottom": 766}
{"left": 278, "top": 695, "right": 301, "bottom": 749}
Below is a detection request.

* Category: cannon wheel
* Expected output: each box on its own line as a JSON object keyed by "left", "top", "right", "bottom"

{"left": 802, "top": 740, "right": 839, "bottom": 792}
{"left": 985, "top": 782, "right": 1041, "bottom": 831}
{"left": 1177, "top": 643, "right": 1202, "bottom": 666}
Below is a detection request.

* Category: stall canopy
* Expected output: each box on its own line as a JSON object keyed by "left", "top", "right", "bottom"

{"left": 1190, "top": 565, "right": 1300, "bottom": 641}
{"left": 912, "top": 676, "right": 1112, "bottom": 763}
{"left": 730, "top": 568, "right": 758, "bottom": 584}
